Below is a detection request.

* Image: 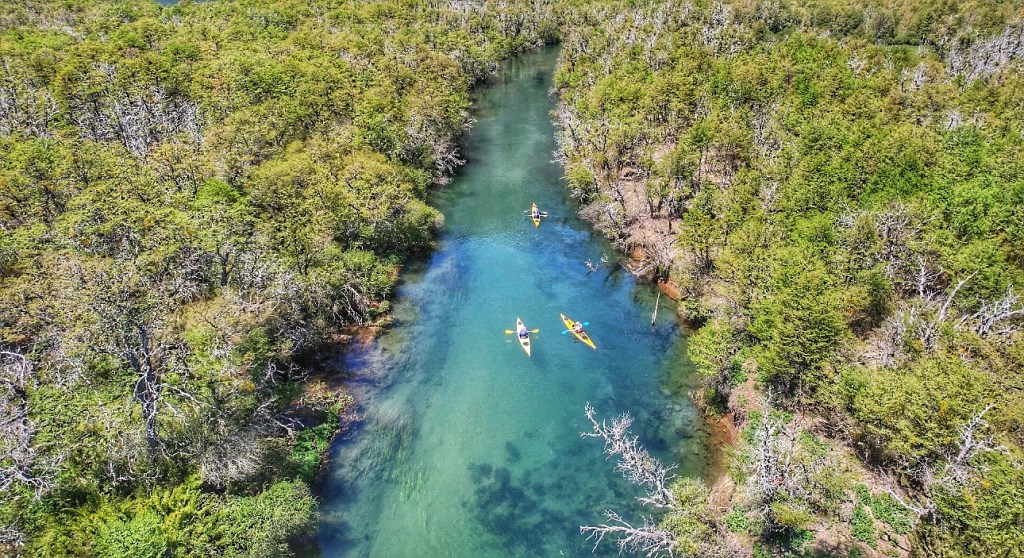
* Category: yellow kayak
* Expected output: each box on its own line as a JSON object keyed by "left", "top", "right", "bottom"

{"left": 531, "top": 202, "right": 541, "bottom": 227}
{"left": 560, "top": 313, "right": 596, "bottom": 350}
{"left": 515, "top": 317, "right": 532, "bottom": 357}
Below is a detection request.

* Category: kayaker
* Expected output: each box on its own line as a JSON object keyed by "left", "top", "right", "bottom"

{"left": 532, "top": 207, "right": 541, "bottom": 219}
{"left": 518, "top": 327, "right": 529, "bottom": 339}
{"left": 573, "top": 322, "right": 584, "bottom": 334}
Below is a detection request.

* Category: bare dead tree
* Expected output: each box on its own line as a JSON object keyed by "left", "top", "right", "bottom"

{"left": 90, "top": 403, "right": 154, "bottom": 488}
{"left": 859, "top": 310, "right": 910, "bottom": 368}
{"left": 749, "top": 100, "right": 782, "bottom": 163}
{"left": 876, "top": 467, "right": 933, "bottom": 522}
{"left": 0, "top": 351, "right": 61, "bottom": 497}
{"left": 581, "top": 511, "right": 677, "bottom": 558}
{"left": 847, "top": 52, "right": 867, "bottom": 76}
{"left": 838, "top": 205, "right": 935, "bottom": 294}
{"left": 77, "top": 264, "right": 173, "bottom": 456}
{"left": 199, "top": 427, "right": 267, "bottom": 488}
{"left": 0, "top": 79, "right": 59, "bottom": 137}
{"left": 64, "top": 63, "right": 205, "bottom": 159}
{"left": 900, "top": 62, "right": 929, "bottom": 92}
{"left": 198, "top": 384, "right": 323, "bottom": 487}
{"left": 960, "top": 286, "right": 1024, "bottom": 338}
{"left": 746, "top": 406, "right": 799, "bottom": 515}
{"left": 874, "top": 405, "right": 1011, "bottom": 529}
{"left": 859, "top": 270, "right": 999, "bottom": 367}
{"left": 0, "top": 522, "right": 25, "bottom": 556}
{"left": 0, "top": 351, "right": 38, "bottom": 494}
{"left": 124, "top": 323, "right": 166, "bottom": 454}
{"left": 933, "top": 405, "right": 1007, "bottom": 488}
{"left": 936, "top": 273, "right": 973, "bottom": 322}
{"left": 741, "top": 396, "right": 828, "bottom": 530}
{"left": 945, "top": 25, "right": 1024, "bottom": 83}
{"left": 580, "top": 404, "right": 732, "bottom": 557}
{"left": 579, "top": 403, "right": 680, "bottom": 556}
{"left": 583, "top": 403, "right": 677, "bottom": 508}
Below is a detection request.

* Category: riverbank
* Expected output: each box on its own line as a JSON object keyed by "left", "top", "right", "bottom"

{"left": 306, "top": 46, "right": 712, "bottom": 558}
{"left": 554, "top": 84, "right": 918, "bottom": 558}
{"left": 0, "top": 1, "right": 564, "bottom": 555}
{"left": 550, "top": 3, "right": 1024, "bottom": 555}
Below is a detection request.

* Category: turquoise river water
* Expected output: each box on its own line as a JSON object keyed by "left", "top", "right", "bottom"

{"left": 310, "top": 48, "right": 711, "bottom": 558}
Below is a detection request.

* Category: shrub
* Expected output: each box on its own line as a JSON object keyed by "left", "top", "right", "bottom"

{"left": 218, "top": 481, "right": 317, "bottom": 558}
{"left": 850, "top": 503, "right": 876, "bottom": 548}
{"left": 724, "top": 509, "right": 751, "bottom": 534}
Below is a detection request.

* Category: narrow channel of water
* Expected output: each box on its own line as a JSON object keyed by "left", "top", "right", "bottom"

{"left": 312, "top": 47, "right": 711, "bottom": 558}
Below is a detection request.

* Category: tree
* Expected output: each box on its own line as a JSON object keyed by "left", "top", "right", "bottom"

{"left": 579, "top": 404, "right": 727, "bottom": 558}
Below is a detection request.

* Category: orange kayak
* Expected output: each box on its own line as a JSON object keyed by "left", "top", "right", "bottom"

{"left": 560, "top": 313, "right": 595, "bottom": 350}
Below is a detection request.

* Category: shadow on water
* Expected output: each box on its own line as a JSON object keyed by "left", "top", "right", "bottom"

{"left": 309, "top": 46, "right": 711, "bottom": 558}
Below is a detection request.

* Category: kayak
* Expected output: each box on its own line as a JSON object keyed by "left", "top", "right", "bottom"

{"left": 515, "top": 317, "right": 532, "bottom": 357}
{"left": 560, "top": 313, "right": 596, "bottom": 350}
{"left": 531, "top": 202, "right": 541, "bottom": 227}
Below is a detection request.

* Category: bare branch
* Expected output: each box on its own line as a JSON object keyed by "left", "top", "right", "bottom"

{"left": 1, "top": 350, "right": 61, "bottom": 498}
{"left": 581, "top": 511, "right": 676, "bottom": 558}
{"left": 937, "top": 273, "right": 974, "bottom": 322}
{"left": 936, "top": 405, "right": 1007, "bottom": 488}
{"left": 876, "top": 467, "right": 932, "bottom": 521}
{"left": 582, "top": 403, "right": 677, "bottom": 509}
{"left": 961, "top": 286, "right": 1024, "bottom": 337}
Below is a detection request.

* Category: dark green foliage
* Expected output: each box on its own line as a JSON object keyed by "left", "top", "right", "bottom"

{"left": 660, "top": 478, "right": 718, "bottom": 556}
{"left": 842, "top": 354, "right": 994, "bottom": 464}
{"left": 869, "top": 493, "right": 912, "bottom": 535}
{"left": 218, "top": 481, "right": 317, "bottom": 558}
{"left": 284, "top": 421, "right": 337, "bottom": 483}
{"left": 770, "top": 501, "right": 815, "bottom": 532}
{"left": 28, "top": 478, "right": 317, "bottom": 557}
{"left": 750, "top": 251, "right": 847, "bottom": 393}
{"left": 926, "top": 452, "right": 1024, "bottom": 557}
{"left": 850, "top": 503, "right": 877, "bottom": 548}
{"left": 724, "top": 509, "right": 751, "bottom": 534}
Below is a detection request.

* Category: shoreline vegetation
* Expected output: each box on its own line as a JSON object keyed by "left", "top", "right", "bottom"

{"left": 0, "top": 0, "right": 554, "bottom": 555}
{"left": 553, "top": 1, "right": 1023, "bottom": 557}
{"left": 1, "top": 1, "right": 1022, "bottom": 557}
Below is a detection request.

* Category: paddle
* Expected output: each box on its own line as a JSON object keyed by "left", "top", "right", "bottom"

{"left": 560, "top": 321, "right": 590, "bottom": 334}
{"left": 505, "top": 329, "right": 540, "bottom": 334}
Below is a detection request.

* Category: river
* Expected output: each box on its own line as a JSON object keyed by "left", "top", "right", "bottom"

{"left": 310, "top": 47, "right": 711, "bottom": 558}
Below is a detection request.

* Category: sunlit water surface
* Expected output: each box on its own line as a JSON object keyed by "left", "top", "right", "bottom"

{"left": 311, "top": 47, "right": 712, "bottom": 558}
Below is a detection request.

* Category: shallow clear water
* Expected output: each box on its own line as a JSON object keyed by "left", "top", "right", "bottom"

{"left": 312, "top": 47, "right": 711, "bottom": 558}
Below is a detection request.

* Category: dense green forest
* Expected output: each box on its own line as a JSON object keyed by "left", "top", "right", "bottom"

{"left": 0, "top": 0, "right": 551, "bottom": 555}
{"left": 553, "top": 0, "right": 1023, "bottom": 556}
{"left": 3, "top": 0, "right": 1022, "bottom": 556}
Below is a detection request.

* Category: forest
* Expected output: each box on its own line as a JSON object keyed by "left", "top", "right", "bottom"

{"left": 0, "top": 0, "right": 551, "bottom": 555}
{"left": 552, "top": 0, "right": 1024, "bottom": 556}
{"left": 1, "top": 0, "right": 1021, "bottom": 557}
